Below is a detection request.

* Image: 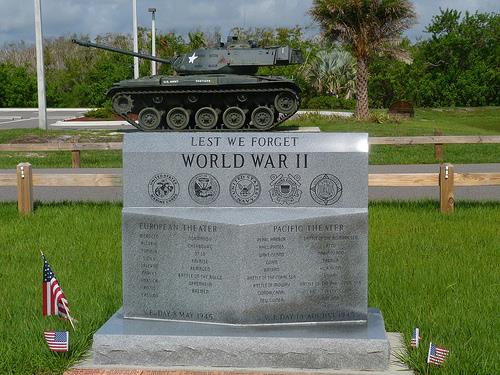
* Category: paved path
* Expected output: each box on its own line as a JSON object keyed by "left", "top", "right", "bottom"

{"left": 1, "top": 164, "right": 498, "bottom": 203}
{"left": 0, "top": 108, "right": 89, "bottom": 129}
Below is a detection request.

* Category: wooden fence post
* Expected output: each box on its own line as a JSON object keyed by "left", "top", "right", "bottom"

{"left": 71, "top": 150, "right": 81, "bottom": 168}
{"left": 439, "top": 163, "right": 454, "bottom": 214}
{"left": 435, "top": 129, "right": 444, "bottom": 161}
{"left": 16, "top": 162, "right": 33, "bottom": 215}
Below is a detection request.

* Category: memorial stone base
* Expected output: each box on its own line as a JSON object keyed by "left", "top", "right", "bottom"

{"left": 92, "top": 308, "right": 390, "bottom": 371}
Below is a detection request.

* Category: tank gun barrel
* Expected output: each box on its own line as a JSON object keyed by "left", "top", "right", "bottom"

{"left": 72, "top": 39, "right": 172, "bottom": 65}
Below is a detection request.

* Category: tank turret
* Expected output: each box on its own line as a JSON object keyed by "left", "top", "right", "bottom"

{"left": 73, "top": 36, "right": 303, "bottom": 131}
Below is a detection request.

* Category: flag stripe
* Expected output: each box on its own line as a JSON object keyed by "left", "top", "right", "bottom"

{"left": 42, "top": 255, "right": 71, "bottom": 321}
{"left": 427, "top": 342, "right": 449, "bottom": 366}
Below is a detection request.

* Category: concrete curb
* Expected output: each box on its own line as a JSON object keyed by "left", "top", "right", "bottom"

{"left": 296, "top": 110, "right": 354, "bottom": 118}
{"left": 52, "top": 120, "right": 130, "bottom": 127}
{"left": 0, "top": 108, "right": 93, "bottom": 112}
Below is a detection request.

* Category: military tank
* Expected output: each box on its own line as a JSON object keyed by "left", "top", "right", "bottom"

{"left": 73, "top": 36, "right": 304, "bottom": 131}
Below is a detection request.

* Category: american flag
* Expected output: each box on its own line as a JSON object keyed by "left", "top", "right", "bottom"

{"left": 43, "top": 331, "right": 69, "bottom": 352}
{"left": 427, "top": 342, "right": 449, "bottom": 366}
{"left": 42, "top": 254, "right": 70, "bottom": 319}
{"left": 410, "top": 327, "right": 421, "bottom": 348}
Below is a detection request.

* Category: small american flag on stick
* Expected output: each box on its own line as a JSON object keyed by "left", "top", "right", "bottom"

{"left": 410, "top": 327, "right": 421, "bottom": 348}
{"left": 427, "top": 342, "right": 449, "bottom": 366}
{"left": 41, "top": 251, "right": 75, "bottom": 330}
{"left": 43, "top": 331, "right": 69, "bottom": 352}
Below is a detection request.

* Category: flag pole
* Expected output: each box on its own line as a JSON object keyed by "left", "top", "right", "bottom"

{"left": 427, "top": 341, "right": 432, "bottom": 364}
{"left": 34, "top": 0, "right": 47, "bottom": 130}
{"left": 62, "top": 299, "right": 76, "bottom": 331}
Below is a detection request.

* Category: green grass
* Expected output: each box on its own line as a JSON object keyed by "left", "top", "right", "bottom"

{"left": 291, "top": 106, "right": 500, "bottom": 135}
{"left": 291, "top": 106, "right": 500, "bottom": 165}
{"left": 0, "top": 202, "right": 122, "bottom": 375}
{"left": 0, "top": 150, "right": 122, "bottom": 169}
{"left": 0, "top": 129, "right": 123, "bottom": 169}
{"left": 0, "top": 107, "right": 499, "bottom": 168}
{"left": 0, "top": 201, "right": 498, "bottom": 374}
{"left": 369, "top": 201, "right": 500, "bottom": 375}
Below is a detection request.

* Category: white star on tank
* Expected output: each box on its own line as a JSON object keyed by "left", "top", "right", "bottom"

{"left": 188, "top": 52, "right": 198, "bottom": 64}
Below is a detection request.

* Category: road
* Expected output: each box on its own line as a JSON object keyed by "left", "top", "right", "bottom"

{"left": 0, "top": 164, "right": 498, "bottom": 203}
{"left": 0, "top": 108, "right": 135, "bottom": 131}
{"left": 0, "top": 108, "right": 87, "bottom": 129}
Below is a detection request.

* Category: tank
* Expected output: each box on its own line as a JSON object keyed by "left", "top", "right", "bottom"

{"left": 73, "top": 36, "right": 304, "bottom": 131}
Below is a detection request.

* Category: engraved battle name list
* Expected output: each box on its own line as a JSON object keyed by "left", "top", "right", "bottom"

{"left": 122, "top": 132, "right": 368, "bottom": 325}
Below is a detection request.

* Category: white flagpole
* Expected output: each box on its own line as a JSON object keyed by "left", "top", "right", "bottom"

{"left": 427, "top": 341, "right": 432, "bottom": 364}
{"left": 415, "top": 327, "right": 419, "bottom": 348}
{"left": 62, "top": 299, "right": 76, "bottom": 331}
{"left": 34, "top": 0, "right": 47, "bottom": 130}
{"left": 132, "top": 0, "right": 139, "bottom": 78}
{"left": 149, "top": 8, "right": 157, "bottom": 76}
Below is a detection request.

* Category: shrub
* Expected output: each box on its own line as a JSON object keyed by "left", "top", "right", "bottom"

{"left": 304, "top": 96, "right": 356, "bottom": 110}
{"left": 84, "top": 101, "right": 114, "bottom": 119}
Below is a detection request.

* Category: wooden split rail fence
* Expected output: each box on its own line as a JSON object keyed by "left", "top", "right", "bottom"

{"left": 0, "top": 135, "right": 499, "bottom": 168}
{"left": 1, "top": 135, "right": 499, "bottom": 214}
{"left": 2, "top": 162, "right": 499, "bottom": 215}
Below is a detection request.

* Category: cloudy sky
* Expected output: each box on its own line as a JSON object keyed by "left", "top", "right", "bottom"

{"left": 0, "top": 0, "right": 499, "bottom": 46}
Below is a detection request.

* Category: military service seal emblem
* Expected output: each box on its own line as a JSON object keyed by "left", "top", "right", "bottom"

{"left": 269, "top": 174, "right": 302, "bottom": 205}
{"left": 188, "top": 173, "right": 220, "bottom": 205}
{"left": 148, "top": 173, "right": 180, "bottom": 204}
{"left": 230, "top": 174, "right": 261, "bottom": 205}
{"left": 310, "top": 174, "right": 343, "bottom": 205}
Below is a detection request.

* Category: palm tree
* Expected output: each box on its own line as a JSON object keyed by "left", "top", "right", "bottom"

{"left": 310, "top": 0, "right": 416, "bottom": 119}
{"left": 304, "top": 49, "right": 356, "bottom": 99}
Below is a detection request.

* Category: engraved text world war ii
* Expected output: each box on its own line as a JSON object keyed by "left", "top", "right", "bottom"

{"left": 91, "top": 132, "right": 391, "bottom": 371}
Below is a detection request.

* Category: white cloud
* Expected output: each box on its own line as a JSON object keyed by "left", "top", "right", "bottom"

{"left": 0, "top": 0, "right": 498, "bottom": 46}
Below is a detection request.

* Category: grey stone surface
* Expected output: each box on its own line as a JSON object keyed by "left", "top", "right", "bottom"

{"left": 93, "top": 308, "right": 390, "bottom": 371}
{"left": 121, "top": 132, "right": 370, "bottom": 326}
{"left": 123, "top": 132, "right": 368, "bottom": 208}
{"left": 93, "top": 131, "right": 389, "bottom": 370}
{"left": 122, "top": 206, "right": 368, "bottom": 324}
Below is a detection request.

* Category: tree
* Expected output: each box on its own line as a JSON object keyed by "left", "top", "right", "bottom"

{"left": 310, "top": 0, "right": 416, "bottom": 119}
{"left": 410, "top": 9, "right": 499, "bottom": 107}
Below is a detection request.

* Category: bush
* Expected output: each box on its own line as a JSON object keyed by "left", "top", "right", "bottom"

{"left": 369, "top": 111, "right": 405, "bottom": 124}
{"left": 0, "top": 63, "right": 37, "bottom": 107}
{"left": 84, "top": 102, "right": 114, "bottom": 119}
{"left": 304, "top": 96, "right": 356, "bottom": 110}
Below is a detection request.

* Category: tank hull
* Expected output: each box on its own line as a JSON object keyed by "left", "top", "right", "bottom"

{"left": 108, "top": 74, "right": 300, "bottom": 131}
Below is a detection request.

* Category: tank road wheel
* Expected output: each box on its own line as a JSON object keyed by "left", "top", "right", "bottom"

{"left": 112, "top": 94, "right": 133, "bottom": 114}
{"left": 138, "top": 107, "right": 163, "bottom": 130}
{"left": 274, "top": 92, "right": 298, "bottom": 115}
{"left": 223, "top": 107, "right": 246, "bottom": 130}
{"left": 251, "top": 106, "right": 275, "bottom": 130}
{"left": 166, "top": 107, "right": 190, "bottom": 130}
{"left": 195, "top": 107, "right": 219, "bottom": 130}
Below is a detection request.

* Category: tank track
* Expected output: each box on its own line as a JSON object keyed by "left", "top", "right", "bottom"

{"left": 112, "top": 87, "right": 299, "bottom": 132}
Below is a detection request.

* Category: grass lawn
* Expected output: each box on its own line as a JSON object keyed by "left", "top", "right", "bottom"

{"left": 288, "top": 106, "right": 500, "bottom": 165}
{"left": 0, "top": 201, "right": 498, "bottom": 374}
{"left": 0, "top": 107, "right": 499, "bottom": 168}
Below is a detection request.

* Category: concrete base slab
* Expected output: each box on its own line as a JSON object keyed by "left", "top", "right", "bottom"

{"left": 66, "top": 332, "right": 410, "bottom": 375}
{"left": 75, "top": 308, "right": 396, "bottom": 372}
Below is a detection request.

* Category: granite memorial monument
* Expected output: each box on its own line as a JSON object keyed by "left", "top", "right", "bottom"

{"left": 91, "top": 131, "right": 390, "bottom": 371}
